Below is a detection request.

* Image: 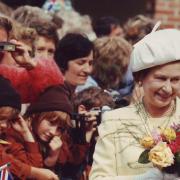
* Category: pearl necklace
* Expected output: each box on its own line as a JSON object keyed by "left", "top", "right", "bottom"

{"left": 142, "top": 100, "right": 175, "bottom": 118}
{"left": 135, "top": 99, "right": 176, "bottom": 134}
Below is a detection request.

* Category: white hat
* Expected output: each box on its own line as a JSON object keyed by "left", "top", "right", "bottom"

{"left": 130, "top": 29, "right": 180, "bottom": 72}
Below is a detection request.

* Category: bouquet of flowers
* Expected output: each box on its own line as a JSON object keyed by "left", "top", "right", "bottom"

{"left": 138, "top": 123, "right": 180, "bottom": 175}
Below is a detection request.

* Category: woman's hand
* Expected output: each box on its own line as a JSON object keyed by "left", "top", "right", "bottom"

{"left": 83, "top": 111, "right": 98, "bottom": 143}
{"left": 49, "top": 136, "right": 63, "bottom": 152}
{"left": 11, "top": 115, "right": 35, "bottom": 142}
{"left": 30, "top": 167, "right": 59, "bottom": 180}
{"left": 10, "top": 39, "right": 37, "bottom": 70}
{"left": 44, "top": 136, "right": 62, "bottom": 167}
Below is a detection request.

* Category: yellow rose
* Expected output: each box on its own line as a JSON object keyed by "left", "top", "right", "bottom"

{"left": 162, "top": 128, "right": 176, "bottom": 142}
{"left": 149, "top": 142, "right": 174, "bottom": 168}
{"left": 140, "top": 136, "right": 154, "bottom": 149}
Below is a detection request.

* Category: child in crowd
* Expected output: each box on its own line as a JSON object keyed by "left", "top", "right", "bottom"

{"left": 73, "top": 87, "right": 116, "bottom": 179}
{"left": 0, "top": 75, "right": 59, "bottom": 180}
{"left": 74, "top": 87, "right": 115, "bottom": 113}
{"left": 24, "top": 86, "right": 74, "bottom": 170}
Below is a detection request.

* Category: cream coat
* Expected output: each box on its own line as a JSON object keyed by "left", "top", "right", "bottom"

{"left": 89, "top": 98, "right": 180, "bottom": 180}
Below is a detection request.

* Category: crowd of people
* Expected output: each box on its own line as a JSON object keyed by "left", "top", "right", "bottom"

{"left": 0, "top": 1, "right": 179, "bottom": 180}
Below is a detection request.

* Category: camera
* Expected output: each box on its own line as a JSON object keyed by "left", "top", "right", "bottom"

{"left": 71, "top": 106, "right": 111, "bottom": 144}
{"left": 72, "top": 106, "right": 110, "bottom": 127}
{"left": 0, "top": 42, "right": 16, "bottom": 52}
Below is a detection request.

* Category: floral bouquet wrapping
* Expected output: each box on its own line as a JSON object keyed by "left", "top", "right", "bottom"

{"left": 138, "top": 123, "right": 180, "bottom": 175}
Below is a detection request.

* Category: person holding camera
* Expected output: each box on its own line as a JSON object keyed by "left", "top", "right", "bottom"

{"left": 73, "top": 86, "right": 116, "bottom": 179}
{"left": 0, "top": 15, "right": 63, "bottom": 103}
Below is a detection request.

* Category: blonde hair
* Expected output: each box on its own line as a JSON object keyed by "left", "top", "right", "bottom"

{"left": 57, "top": 9, "right": 96, "bottom": 40}
{"left": 93, "top": 36, "right": 132, "bottom": 89}
{"left": 14, "top": 22, "right": 37, "bottom": 44}
{"left": 0, "top": 2, "right": 12, "bottom": 17}
{"left": 12, "top": 5, "right": 52, "bottom": 27}
{"left": 0, "top": 15, "right": 13, "bottom": 39}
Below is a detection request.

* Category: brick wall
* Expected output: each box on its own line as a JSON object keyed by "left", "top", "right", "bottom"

{"left": 155, "top": 0, "right": 180, "bottom": 28}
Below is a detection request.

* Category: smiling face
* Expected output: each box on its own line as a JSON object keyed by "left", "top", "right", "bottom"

{"left": 64, "top": 51, "right": 94, "bottom": 86}
{"left": 142, "top": 62, "right": 180, "bottom": 111}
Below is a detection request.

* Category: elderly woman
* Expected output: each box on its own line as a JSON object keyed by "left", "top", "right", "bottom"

{"left": 89, "top": 29, "right": 180, "bottom": 180}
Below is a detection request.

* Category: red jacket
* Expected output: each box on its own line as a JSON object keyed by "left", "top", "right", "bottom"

{"left": 6, "top": 128, "right": 43, "bottom": 168}
{"left": 6, "top": 127, "right": 89, "bottom": 167}
{"left": 58, "top": 134, "right": 90, "bottom": 165}
{"left": 0, "top": 141, "right": 35, "bottom": 179}
{"left": 56, "top": 130, "right": 90, "bottom": 179}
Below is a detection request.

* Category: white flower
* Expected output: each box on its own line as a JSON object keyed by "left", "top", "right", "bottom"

{"left": 149, "top": 142, "right": 174, "bottom": 168}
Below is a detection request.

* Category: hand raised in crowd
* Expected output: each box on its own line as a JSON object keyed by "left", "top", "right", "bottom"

{"left": 49, "top": 135, "right": 63, "bottom": 152}
{"left": 30, "top": 167, "right": 59, "bottom": 180}
{"left": 80, "top": 111, "right": 98, "bottom": 143}
{"left": 11, "top": 115, "right": 35, "bottom": 142}
{"left": 10, "top": 39, "right": 37, "bottom": 70}
{"left": 44, "top": 136, "right": 63, "bottom": 167}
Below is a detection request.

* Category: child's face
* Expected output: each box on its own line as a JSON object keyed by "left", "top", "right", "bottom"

{"left": 36, "top": 119, "right": 60, "bottom": 142}
{"left": 34, "top": 36, "right": 56, "bottom": 59}
{"left": 0, "top": 107, "right": 14, "bottom": 135}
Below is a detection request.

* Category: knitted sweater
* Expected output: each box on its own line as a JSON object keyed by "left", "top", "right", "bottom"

{"left": 0, "top": 58, "right": 63, "bottom": 103}
{"left": 0, "top": 140, "right": 42, "bottom": 180}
